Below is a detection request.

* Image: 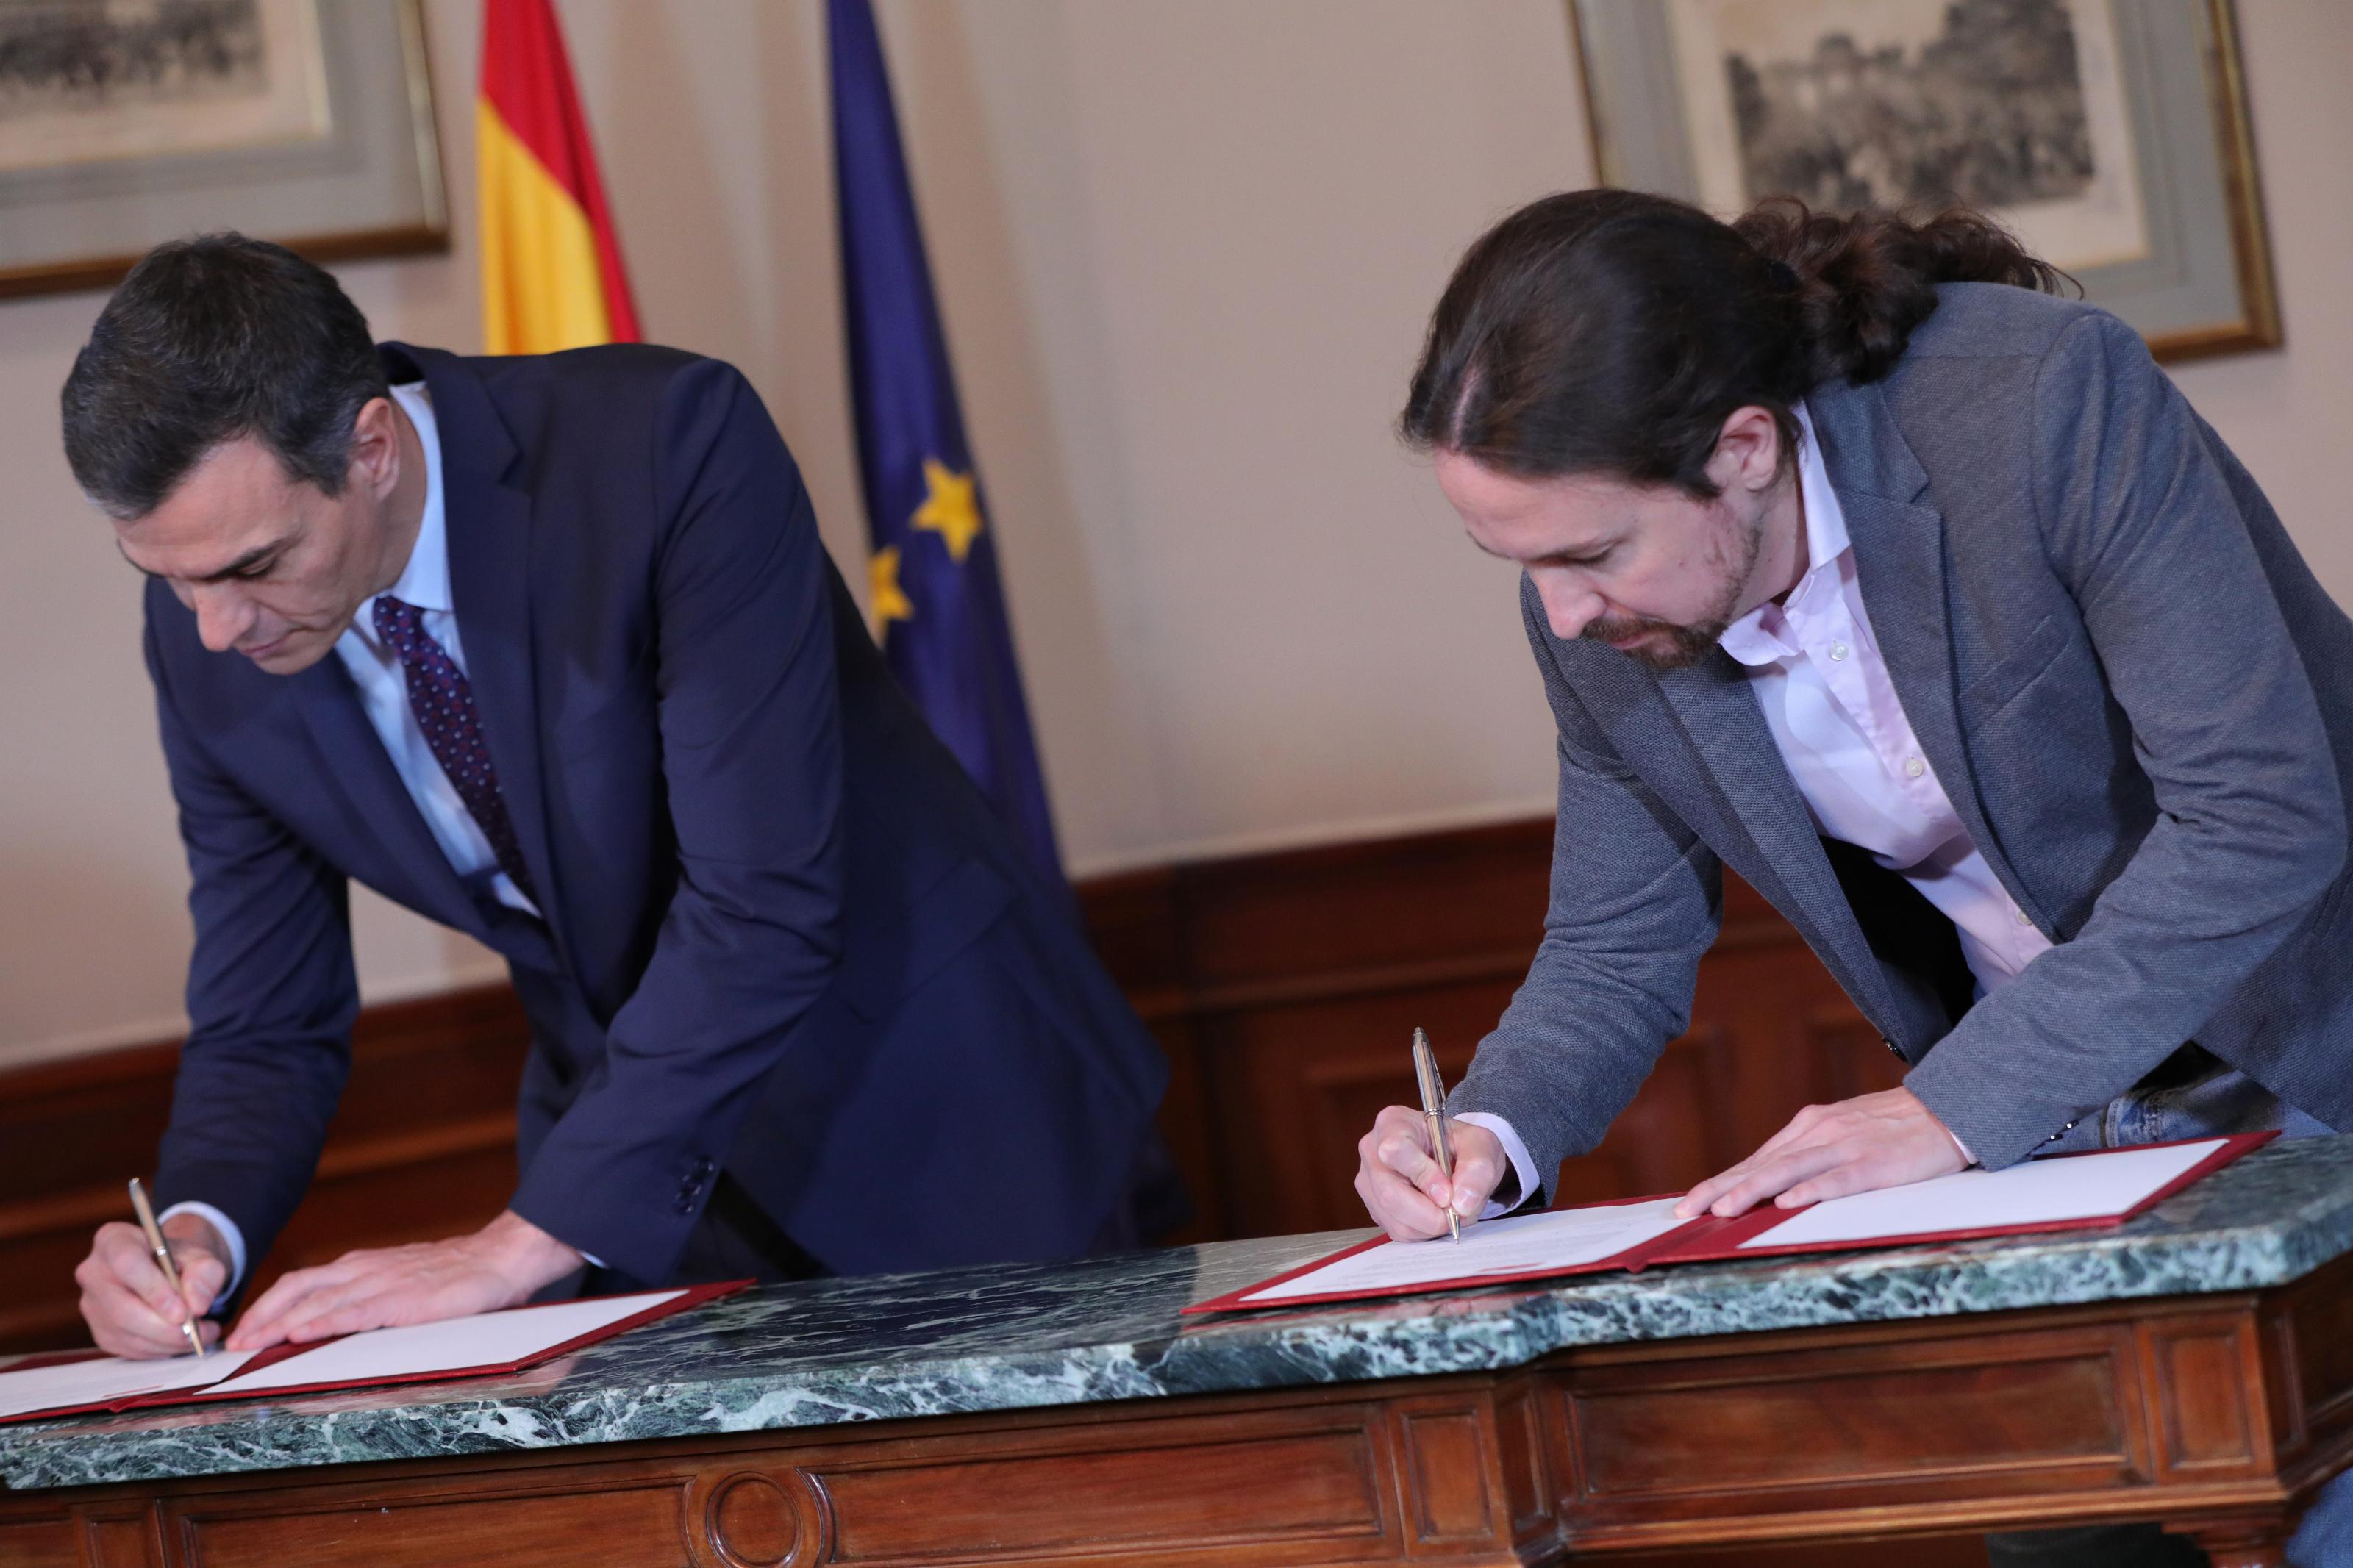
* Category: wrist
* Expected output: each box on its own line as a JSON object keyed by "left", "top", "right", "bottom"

{"left": 159, "top": 1210, "right": 226, "bottom": 1264}
{"left": 476, "top": 1210, "right": 585, "bottom": 1295}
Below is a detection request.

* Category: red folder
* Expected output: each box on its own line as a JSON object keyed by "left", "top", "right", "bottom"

{"left": 1185, "top": 1134, "right": 2274, "bottom": 1316}
{"left": 1646, "top": 1134, "right": 2271, "bottom": 1266}
{"left": 0, "top": 1280, "right": 747, "bottom": 1426}
{"left": 1184, "top": 1192, "right": 1701, "bottom": 1315}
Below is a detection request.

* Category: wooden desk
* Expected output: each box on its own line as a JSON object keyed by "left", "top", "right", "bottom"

{"left": 7, "top": 1139, "right": 2352, "bottom": 1568}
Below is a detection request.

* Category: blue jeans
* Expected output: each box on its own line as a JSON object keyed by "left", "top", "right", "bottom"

{"left": 1987, "top": 1049, "right": 2347, "bottom": 1567}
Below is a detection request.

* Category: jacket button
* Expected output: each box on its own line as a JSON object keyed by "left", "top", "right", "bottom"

{"left": 1882, "top": 1037, "right": 1904, "bottom": 1059}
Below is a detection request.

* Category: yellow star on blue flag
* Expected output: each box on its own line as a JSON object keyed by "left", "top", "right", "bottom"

{"left": 911, "top": 459, "right": 983, "bottom": 563}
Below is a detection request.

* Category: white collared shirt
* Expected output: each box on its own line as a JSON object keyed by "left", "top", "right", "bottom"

{"left": 1469, "top": 400, "right": 2044, "bottom": 1208}
{"left": 333, "top": 382, "right": 540, "bottom": 920}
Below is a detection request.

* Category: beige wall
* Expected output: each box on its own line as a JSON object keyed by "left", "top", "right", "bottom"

{"left": 2, "top": 0, "right": 2347, "bottom": 1067}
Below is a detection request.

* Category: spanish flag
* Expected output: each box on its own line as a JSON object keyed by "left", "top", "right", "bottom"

{"left": 477, "top": 0, "right": 638, "bottom": 354}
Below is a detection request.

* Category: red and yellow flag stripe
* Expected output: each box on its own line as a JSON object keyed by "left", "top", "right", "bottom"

{"left": 478, "top": 0, "right": 639, "bottom": 354}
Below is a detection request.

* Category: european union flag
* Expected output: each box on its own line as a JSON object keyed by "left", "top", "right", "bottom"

{"left": 829, "top": 0, "right": 1063, "bottom": 884}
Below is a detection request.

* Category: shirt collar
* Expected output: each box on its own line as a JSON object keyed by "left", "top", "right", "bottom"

{"left": 376, "top": 380, "right": 450, "bottom": 614}
{"left": 1717, "top": 398, "right": 1852, "bottom": 666}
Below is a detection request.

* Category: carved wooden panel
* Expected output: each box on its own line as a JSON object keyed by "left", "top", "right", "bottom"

{"left": 2144, "top": 1316, "right": 2265, "bottom": 1478}
{"left": 80, "top": 1507, "right": 164, "bottom": 1568}
{"left": 173, "top": 1481, "right": 694, "bottom": 1568}
{"left": 815, "top": 1421, "right": 1391, "bottom": 1563}
{"left": 1565, "top": 1330, "right": 2146, "bottom": 1510}
{"left": 0, "top": 1513, "right": 79, "bottom": 1568}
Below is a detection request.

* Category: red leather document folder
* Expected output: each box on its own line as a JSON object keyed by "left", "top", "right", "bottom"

{"left": 1187, "top": 1134, "right": 2273, "bottom": 1316}
{"left": 0, "top": 1280, "right": 746, "bottom": 1426}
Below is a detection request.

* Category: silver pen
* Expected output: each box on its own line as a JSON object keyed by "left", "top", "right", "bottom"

{"left": 1411, "top": 1028, "right": 1462, "bottom": 1243}
{"left": 128, "top": 1178, "right": 207, "bottom": 1358}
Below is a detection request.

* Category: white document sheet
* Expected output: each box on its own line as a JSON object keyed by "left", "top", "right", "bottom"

{"left": 197, "top": 1289, "right": 686, "bottom": 1398}
{"left": 0, "top": 1347, "right": 256, "bottom": 1422}
{"left": 1743, "top": 1139, "right": 2227, "bottom": 1250}
{"left": 1242, "top": 1198, "right": 1690, "bottom": 1304}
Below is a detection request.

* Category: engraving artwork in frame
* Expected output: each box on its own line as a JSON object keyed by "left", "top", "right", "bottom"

{"left": 0, "top": 0, "right": 446, "bottom": 299}
{"left": 1570, "top": 0, "right": 2280, "bottom": 361}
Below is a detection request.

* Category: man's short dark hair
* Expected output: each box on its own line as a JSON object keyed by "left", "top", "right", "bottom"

{"left": 60, "top": 233, "right": 388, "bottom": 519}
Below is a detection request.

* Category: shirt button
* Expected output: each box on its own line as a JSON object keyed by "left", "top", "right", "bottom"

{"left": 2014, "top": 906, "right": 2034, "bottom": 926}
{"left": 1828, "top": 641, "right": 1849, "bottom": 662}
{"left": 1904, "top": 756, "right": 1925, "bottom": 778}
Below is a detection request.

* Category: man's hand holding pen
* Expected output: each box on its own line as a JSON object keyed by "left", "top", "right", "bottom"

{"left": 76, "top": 1211, "right": 228, "bottom": 1360}
{"left": 1355, "top": 1106, "right": 1508, "bottom": 1242}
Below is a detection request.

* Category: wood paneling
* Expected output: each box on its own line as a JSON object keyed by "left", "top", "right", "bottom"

{"left": 1085, "top": 819, "right": 1902, "bottom": 1238}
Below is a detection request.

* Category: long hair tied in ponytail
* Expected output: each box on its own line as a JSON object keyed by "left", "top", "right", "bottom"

{"left": 1401, "top": 190, "right": 2073, "bottom": 496}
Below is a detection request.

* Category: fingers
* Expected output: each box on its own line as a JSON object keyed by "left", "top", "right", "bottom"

{"left": 1355, "top": 1106, "right": 1452, "bottom": 1241}
{"left": 76, "top": 1223, "right": 202, "bottom": 1358}
{"left": 1441, "top": 1123, "right": 1507, "bottom": 1223}
{"left": 1677, "top": 1089, "right": 1971, "bottom": 1218}
{"left": 1748, "top": 1103, "right": 1830, "bottom": 1164}
{"left": 228, "top": 1258, "right": 363, "bottom": 1352}
{"left": 176, "top": 1251, "right": 227, "bottom": 1323}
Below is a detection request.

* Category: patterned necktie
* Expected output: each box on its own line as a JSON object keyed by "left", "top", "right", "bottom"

{"left": 371, "top": 595, "right": 538, "bottom": 903}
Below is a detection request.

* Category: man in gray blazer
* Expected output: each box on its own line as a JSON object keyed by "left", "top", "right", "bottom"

{"left": 1355, "top": 192, "right": 2349, "bottom": 1567}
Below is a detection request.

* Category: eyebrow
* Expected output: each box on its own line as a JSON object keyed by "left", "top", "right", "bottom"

{"left": 116, "top": 539, "right": 286, "bottom": 584}
{"left": 1468, "top": 533, "right": 1622, "bottom": 569}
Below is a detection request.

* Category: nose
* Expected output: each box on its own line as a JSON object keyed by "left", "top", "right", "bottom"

{"left": 189, "top": 583, "right": 259, "bottom": 654}
{"left": 1531, "top": 568, "right": 1604, "bottom": 641}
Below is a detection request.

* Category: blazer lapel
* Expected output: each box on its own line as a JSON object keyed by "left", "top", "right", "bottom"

{"left": 1811, "top": 382, "right": 2029, "bottom": 918}
{"left": 402, "top": 344, "right": 570, "bottom": 962}
{"left": 289, "top": 656, "right": 488, "bottom": 938}
{"left": 1653, "top": 653, "right": 1904, "bottom": 1031}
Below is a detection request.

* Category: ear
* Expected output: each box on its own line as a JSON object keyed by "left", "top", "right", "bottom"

{"left": 1704, "top": 405, "right": 1785, "bottom": 497}
{"left": 347, "top": 395, "right": 403, "bottom": 502}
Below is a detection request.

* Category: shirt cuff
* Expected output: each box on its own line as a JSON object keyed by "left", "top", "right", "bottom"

{"left": 1452, "top": 1112, "right": 1542, "bottom": 1218}
{"left": 1946, "top": 1127, "right": 1977, "bottom": 1166}
{"left": 155, "top": 1201, "right": 246, "bottom": 1303}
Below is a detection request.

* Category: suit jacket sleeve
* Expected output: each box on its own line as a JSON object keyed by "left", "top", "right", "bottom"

{"left": 147, "top": 606, "right": 360, "bottom": 1281}
{"left": 504, "top": 360, "right": 848, "bottom": 1281}
{"left": 1446, "top": 581, "right": 1723, "bottom": 1189}
{"left": 1904, "top": 312, "right": 2349, "bottom": 1167}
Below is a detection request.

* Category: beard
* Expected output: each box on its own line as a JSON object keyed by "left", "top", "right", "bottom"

{"left": 1580, "top": 495, "right": 1767, "bottom": 671}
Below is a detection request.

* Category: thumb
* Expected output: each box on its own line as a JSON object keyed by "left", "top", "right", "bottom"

{"left": 180, "top": 1253, "right": 227, "bottom": 1320}
{"left": 1446, "top": 1148, "right": 1502, "bottom": 1217}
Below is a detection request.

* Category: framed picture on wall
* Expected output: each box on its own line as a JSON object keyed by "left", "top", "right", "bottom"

{"left": 0, "top": 0, "right": 446, "bottom": 299}
{"left": 1569, "top": 0, "right": 2280, "bottom": 361}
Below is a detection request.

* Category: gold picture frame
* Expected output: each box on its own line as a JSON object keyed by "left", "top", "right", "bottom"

{"left": 1569, "top": 0, "right": 2280, "bottom": 362}
{"left": 0, "top": 0, "right": 447, "bottom": 300}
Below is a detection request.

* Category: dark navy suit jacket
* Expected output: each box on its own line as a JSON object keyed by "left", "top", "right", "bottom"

{"left": 145, "top": 342, "right": 1168, "bottom": 1284}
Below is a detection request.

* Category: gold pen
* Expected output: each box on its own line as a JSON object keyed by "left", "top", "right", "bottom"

{"left": 1411, "top": 1028, "right": 1462, "bottom": 1243}
{"left": 127, "top": 1178, "right": 206, "bottom": 1358}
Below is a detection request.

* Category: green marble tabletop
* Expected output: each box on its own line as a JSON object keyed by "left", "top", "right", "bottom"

{"left": 6, "top": 1135, "right": 2351, "bottom": 1493}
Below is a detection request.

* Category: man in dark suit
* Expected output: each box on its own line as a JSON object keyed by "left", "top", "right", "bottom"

{"left": 65, "top": 235, "right": 1168, "bottom": 1360}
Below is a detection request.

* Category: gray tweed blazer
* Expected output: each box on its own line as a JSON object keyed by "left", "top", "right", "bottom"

{"left": 1452, "top": 282, "right": 2353, "bottom": 1181}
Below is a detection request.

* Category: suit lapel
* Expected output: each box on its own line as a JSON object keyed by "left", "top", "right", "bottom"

{"left": 289, "top": 656, "right": 488, "bottom": 938}
{"left": 1810, "top": 382, "right": 2025, "bottom": 913}
{"left": 1652, "top": 653, "right": 1903, "bottom": 1029}
{"left": 401, "top": 344, "right": 569, "bottom": 961}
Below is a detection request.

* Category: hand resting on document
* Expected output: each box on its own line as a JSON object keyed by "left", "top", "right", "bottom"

{"left": 1356, "top": 1104, "right": 1508, "bottom": 1242}
{"left": 224, "top": 1210, "right": 584, "bottom": 1353}
{"left": 1675, "top": 1086, "right": 1968, "bottom": 1220}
